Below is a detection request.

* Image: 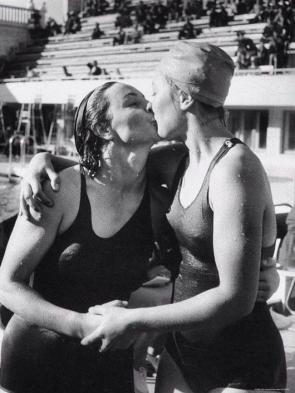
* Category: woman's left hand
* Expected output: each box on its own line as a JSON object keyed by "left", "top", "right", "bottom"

{"left": 81, "top": 301, "right": 140, "bottom": 352}
{"left": 257, "top": 257, "right": 280, "bottom": 302}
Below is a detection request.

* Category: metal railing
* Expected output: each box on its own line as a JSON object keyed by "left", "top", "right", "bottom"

{"left": 8, "top": 134, "right": 36, "bottom": 182}
{"left": 0, "top": 5, "right": 31, "bottom": 25}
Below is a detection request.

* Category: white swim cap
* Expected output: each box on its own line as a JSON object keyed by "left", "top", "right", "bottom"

{"left": 159, "top": 41, "right": 235, "bottom": 107}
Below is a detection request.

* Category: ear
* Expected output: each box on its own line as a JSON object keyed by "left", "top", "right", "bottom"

{"left": 93, "top": 126, "right": 113, "bottom": 141}
{"left": 101, "top": 129, "right": 113, "bottom": 141}
{"left": 179, "top": 91, "right": 194, "bottom": 111}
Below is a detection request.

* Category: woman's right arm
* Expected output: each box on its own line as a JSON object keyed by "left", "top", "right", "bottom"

{"left": 0, "top": 175, "right": 100, "bottom": 339}
{"left": 20, "top": 152, "right": 77, "bottom": 217}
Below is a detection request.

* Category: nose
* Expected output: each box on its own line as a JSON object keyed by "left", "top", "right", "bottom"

{"left": 146, "top": 101, "right": 153, "bottom": 114}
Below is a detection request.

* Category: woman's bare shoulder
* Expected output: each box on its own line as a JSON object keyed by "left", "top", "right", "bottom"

{"left": 40, "top": 165, "right": 81, "bottom": 221}
{"left": 45, "top": 165, "right": 80, "bottom": 202}
{"left": 210, "top": 143, "right": 268, "bottom": 209}
{"left": 213, "top": 143, "right": 265, "bottom": 184}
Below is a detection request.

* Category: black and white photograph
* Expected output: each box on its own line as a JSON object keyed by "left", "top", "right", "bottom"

{"left": 0, "top": 0, "right": 294, "bottom": 392}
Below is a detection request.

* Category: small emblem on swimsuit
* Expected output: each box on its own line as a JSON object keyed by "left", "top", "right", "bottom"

{"left": 225, "top": 140, "right": 233, "bottom": 148}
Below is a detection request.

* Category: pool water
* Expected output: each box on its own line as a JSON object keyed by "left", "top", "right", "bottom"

{"left": 0, "top": 177, "right": 21, "bottom": 223}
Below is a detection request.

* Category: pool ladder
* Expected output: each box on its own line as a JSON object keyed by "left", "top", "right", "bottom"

{"left": 8, "top": 134, "right": 37, "bottom": 182}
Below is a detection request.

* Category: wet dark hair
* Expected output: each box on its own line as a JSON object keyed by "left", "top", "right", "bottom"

{"left": 74, "top": 81, "right": 117, "bottom": 177}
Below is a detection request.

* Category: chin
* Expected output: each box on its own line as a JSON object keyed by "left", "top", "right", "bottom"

{"left": 157, "top": 129, "right": 178, "bottom": 141}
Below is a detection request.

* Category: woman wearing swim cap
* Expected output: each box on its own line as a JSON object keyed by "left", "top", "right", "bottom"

{"left": 19, "top": 42, "right": 285, "bottom": 393}
{"left": 84, "top": 42, "right": 286, "bottom": 393}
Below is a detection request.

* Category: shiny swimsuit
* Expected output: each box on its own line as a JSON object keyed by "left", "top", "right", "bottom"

{"left": 166, "top": 138, "right": 286, "bottom": 392}
{"left": 1, "top": 173, "right": 153, "bottom": 393}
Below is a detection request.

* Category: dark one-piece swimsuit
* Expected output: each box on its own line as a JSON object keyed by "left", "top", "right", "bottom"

{"left": 165, "top": 138, "right": 287, "bottom": 392}
{"left": 0, "top": 172, "right": 154, "bottom": 393}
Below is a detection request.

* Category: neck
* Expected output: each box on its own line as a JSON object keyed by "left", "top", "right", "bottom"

{"left": 184, "top": 111, "right": 232, "bottom": 162}
{"left": 94, "top": 142, "right": 152, "bottom": 192}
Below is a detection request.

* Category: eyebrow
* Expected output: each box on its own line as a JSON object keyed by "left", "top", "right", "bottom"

{"left": 123, "top": 92, "right": 144, "bottom": 100}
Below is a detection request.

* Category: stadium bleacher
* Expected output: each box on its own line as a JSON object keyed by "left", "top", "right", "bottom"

{"left": 3, "top": 11, "right": 273, "bottom": 80}
{"left": 0, "top": 0, "right": 293, "bottom": 81}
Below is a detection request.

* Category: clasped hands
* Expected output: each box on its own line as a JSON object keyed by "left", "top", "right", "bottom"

{"left": 81, "top": 299, "right": 140, "bottom": 353}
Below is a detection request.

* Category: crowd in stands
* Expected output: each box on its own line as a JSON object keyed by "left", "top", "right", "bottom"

{"left": 2, "top": 0, "right": 293, "bottom": 80}
{"left": 235, "top": 0, "right": 294, "bottom": 69}
{"left": 82, "top": 0, "right": 110, "bottom": 17}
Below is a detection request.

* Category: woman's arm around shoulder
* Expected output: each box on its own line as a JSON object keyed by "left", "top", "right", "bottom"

{"left": 0, "top": 166, "right": 100, "bottom": 339}
{"left": 20, "top": 152, "right": 78, "bottom": 216}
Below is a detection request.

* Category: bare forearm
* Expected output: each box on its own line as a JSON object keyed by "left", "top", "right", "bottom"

{"left": 0, "top": 281, "right": 82, "bottom": 338}
{"left": 129, "top": 286, "right": 252, "bottom": 338}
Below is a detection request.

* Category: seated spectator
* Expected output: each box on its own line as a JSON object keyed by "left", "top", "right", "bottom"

{"left": 126, "top": 22, "right": 144, "bottom": 44}
{"left": 153, "top": 0, "right": 168, "bottom": 29}
{"left": 236, "top": 31, "right": 257, "bottom": 69}
{"left": 194, "top": 0, "right": 203, "bottom": 19}
{"left": 62, "top": 66, "right": 72, "bottom": 77}
{"left": 27, "top": 4, "right": 45, "bottom": 39}
{"left": 268, "top": 31, "right": 287, "bottom": 69}
{"left": 142, "top": 14, "right": 157, "bottom": 34}
{"left": 114, "top": 0, "right": 123, "bottom": 12}
{"left": 236, "top": 47, "right": 251, "bottom": 69}
{"left": 272, "top": 30, "right": 288, "bottom": 68}
{"left": 255, "top": 40, "right": 269, "bottom": 66}
{"left": 263, "top": 16, "right": 275, "bottom": 40}
{"left": 184, "top": 1, "right": 195, "bottom": 19}
{"left": 45, "top": 17, "right": 61, "bottom": 36}
{"left": 26, "top": 66, "right": 39, "bottom": 78}
{"left": 225, "top": 2, "right": 236, "bottom": 22}
{"left": 115, "top": 68, "right": 123, "bottom": 79}
{"left": 236, "top": 0, "right": 247, "bottom": 15}
{"left": 72, "top": 12, "right": 81, "bottom": 33}
{"left": 27, "top": 0, "right": 41, "bottom": 29}
{"left": 135, "top": 1, "right": 147, "bottom": 23}
{"left": 273, "top": 6, "right": 285, "bottom": 28}
{"left": 175, "top": 0, "right": 184, "bottom": 21}
{"left": 178, "top": 17, "right": 196, "bottom": 39}
{"left": 97, "top": 0, "right": 110, "bottom": 15}
{"left": 236, "top": 30, "right": 257, "bottom": 57}
{"left": 91, "top": 23, "right": 105, "bottom": 39}
{"left": 64, "top": 11, "right": 81, "bottom": 34}
{"left": 115, "top": 10, "right": 132, "bottom": 28}
{"left": 129, "top": 10, "right": 138, "bottom": 24}
{"left": 209, "top": 2, "right": 228, "bottom": 27}
{"left": 87, "top": 60, "right": 102, "bottom": 76}
{"left": 167, "top": 0, "right": 178, "bottom": 22}
{"left": 82, "top": 1, "right": 92, "bottom": 17}
{"left": 113, "top": 26, "right": 126, "bottom": 45}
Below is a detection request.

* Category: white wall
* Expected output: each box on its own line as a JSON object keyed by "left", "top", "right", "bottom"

{"left": 1, "top": 74, "right": 295, "bottom": 107}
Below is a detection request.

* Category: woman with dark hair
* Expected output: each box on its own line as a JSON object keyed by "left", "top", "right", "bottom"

{"left": 79, "top": 43, "right": 286, "bottom": 393}
{"left": 18, "top": 48, "right": 282, "bottom": 392}
{"left": 0, "top": 81, "right": 163, "bottom": 393}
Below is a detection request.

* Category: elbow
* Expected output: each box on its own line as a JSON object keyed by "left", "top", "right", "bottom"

{"left": 0, "top": 274, "right": 8, "bottom": 304}
{"left": 0, "top": 272, "right": 15, "bottom": 308}
{"left": 220, "top": 287, "right": 256, "bottom": 321}
{"left": 237, "top": 297, "right": 255, "bottom": 318}
{"left": 0, "top": 281, "right": 8, "bottom": 307}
